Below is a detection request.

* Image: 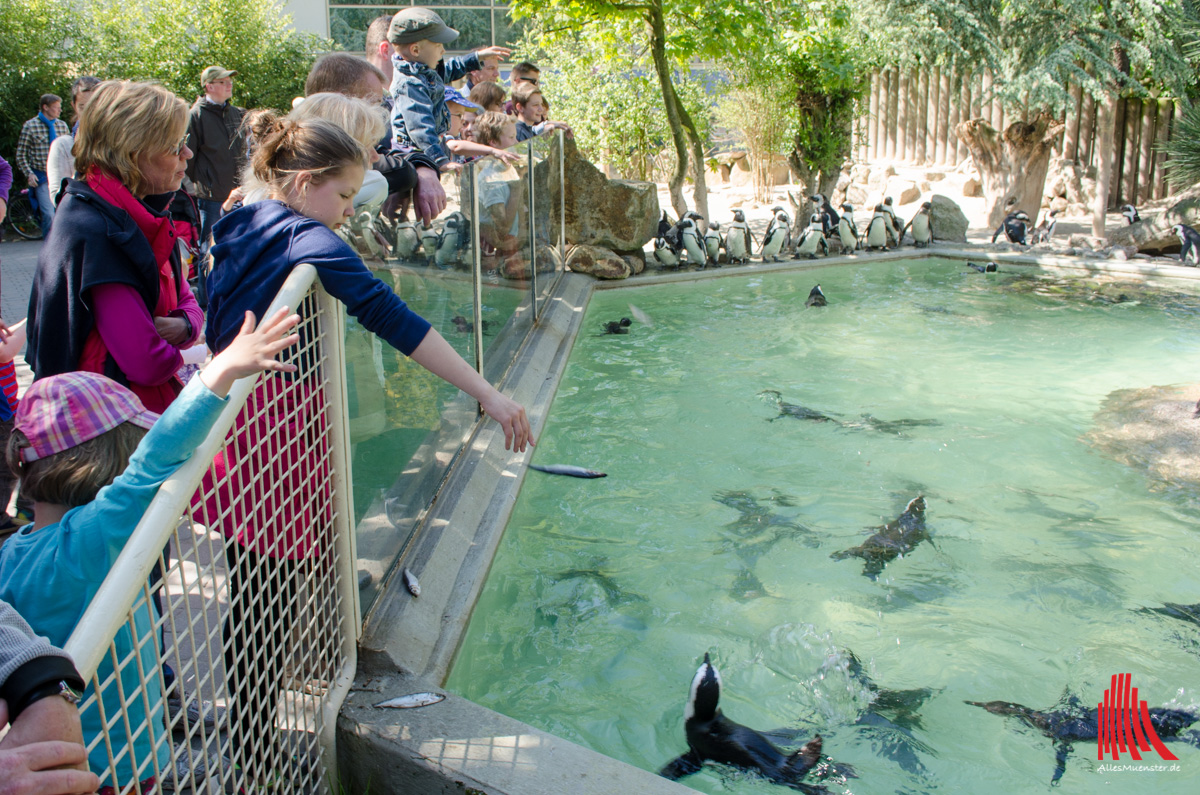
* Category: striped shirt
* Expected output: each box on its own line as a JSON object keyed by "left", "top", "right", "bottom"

{"left": 0, "top": 361, "right": 17, "bottom": 423}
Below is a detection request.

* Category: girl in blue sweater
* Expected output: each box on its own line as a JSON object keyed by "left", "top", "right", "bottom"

{"left": 0, "top": 307, "right": 300, "bottom": 791}
{"left": 205, "top": 112, "right": 534, "bottom": 784}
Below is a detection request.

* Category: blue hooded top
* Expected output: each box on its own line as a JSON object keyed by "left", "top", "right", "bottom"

{"left": 205, "top": 200, "right": 431, "bottom": 355}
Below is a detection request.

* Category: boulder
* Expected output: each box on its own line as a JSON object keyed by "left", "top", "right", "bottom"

{"left": 929, "top": 194, "right": 969, "bottom": 243}
{"left": 846, "top": 184, "right": 868, "bottom": 207}
{"left": 565, "top": 244, "right": 631, "bottom": 280}
{"left": 850, "top": 164, "right": 871, "bottom": 184}
{"left": 962, "top": 177, "right": 983, "bottom": 198}
{"left": 1107, "top": 183, "right": 1200, "bottom": 254}
{"left": 560, "top": 137, "right": 659, "bottom": 255}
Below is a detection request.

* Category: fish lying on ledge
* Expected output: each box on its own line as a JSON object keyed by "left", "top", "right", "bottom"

{"left": 529, "top": 464, "right": 607, "bottom": 478}
{"left": 374, "top": 692, "right": 445, "bottom": 709}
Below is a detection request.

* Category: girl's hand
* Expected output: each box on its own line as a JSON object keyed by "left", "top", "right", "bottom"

{"left": 198, "top": 308, "right": 300, "bottom": 397}
{"left": 480, "top": 391, "right": 535, "bottom": 452}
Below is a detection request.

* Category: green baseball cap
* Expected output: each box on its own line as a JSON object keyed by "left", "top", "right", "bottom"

{"left": 387, "top": 8, "right": 459, "bottom": 45}
{"left": 200, "top": 66, "right": 237, "bottom": 86}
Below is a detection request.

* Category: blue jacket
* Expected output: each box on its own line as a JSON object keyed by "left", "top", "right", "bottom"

{"left": 389, "top": 52, "right": 481, "bottom": 169}
{"left": 205, "top": 200, "right": 431, "bottom": 355}
{"left": 0, "top": 377, "right": 227, "bottom": 786}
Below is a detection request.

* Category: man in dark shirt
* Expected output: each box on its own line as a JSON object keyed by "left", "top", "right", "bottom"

{"left": 185, "top": 66, "right": 246, "bottom": 251}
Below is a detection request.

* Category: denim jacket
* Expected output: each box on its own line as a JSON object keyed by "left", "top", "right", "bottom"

{"left": 389, "top": 52, "right": 480, "bottom": 169}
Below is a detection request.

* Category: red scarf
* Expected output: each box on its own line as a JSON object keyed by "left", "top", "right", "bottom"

{"left": 79, "top": 170, "right": 182, "bottom": 411}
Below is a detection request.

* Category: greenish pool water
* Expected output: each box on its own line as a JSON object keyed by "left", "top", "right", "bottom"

{"left": 446, "top": 260, "right": 1200, "bottom": 794}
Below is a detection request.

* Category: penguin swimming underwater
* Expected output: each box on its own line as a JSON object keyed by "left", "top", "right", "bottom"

{"left": 704, "top": 221, "right": 723, "bottom": 265}
{"left": 863, "top": 205, "right": 890, "bottom": 251}
{"left": 991, "top": 210, "right": 1030, "bottom": 245}
{"left": 760, "top": 210, "right": 791, "bottom": 262}
{"left": 903, "top": 202, "right": 933, "bottom": 247}
{"left": 659, "top": 653, "right": 826, "bottom": 789}
{"left": 1030, "top": 209, "right": 1058, "bottom": 244}
{"left": 795, "top": 213, "right": 829, "bottom": 259}
{"left": 726, "top": 210, "right": 754, "bottom": 264}
{"left": 680, "top": 217, "right": 709, "bottom": 268}
{"left": 1121, "top": 204, "right": 1141, "bottom": 225}
{"left": 837, "top": 204, "right": 859, "bottom": 252}
{"left": 1172, "top": 223, "right": 1200, "bottom": 265}
{"left": 805, "top": 284, "right": 827, "bottom": 307}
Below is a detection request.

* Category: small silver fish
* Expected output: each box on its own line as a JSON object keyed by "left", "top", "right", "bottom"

{"left": 529, "top": 464, "right": 607, "bottom": 479}
{"left": 373, "top": 692, "right": 445, "bottom": 709}
{"left": 403, "top": 567, "right": 420, "bottom": 596}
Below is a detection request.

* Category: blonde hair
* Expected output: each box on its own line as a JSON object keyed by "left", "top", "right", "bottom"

{"left": 469, "top": 82, "right": 507, "bottom": 112}
{"left": 73, "top": 80, "right": 188, "bottom": 196}
{"left": 473, "top": 111, "right": 514, "bottom": 148}
{"left": 7, "top": 424, "right": 146, "bottom": 508}
{"left": 244, "top": 112, "right": 368, "bottom": 198}
{"left": 290, "top": 93, "right": 386, "bottom": 151}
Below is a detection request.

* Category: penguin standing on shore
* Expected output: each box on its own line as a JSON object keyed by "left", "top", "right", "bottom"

{"left": 810, "top": 194, "right": 840, "bottom": 238}
{"left": 765, "top": 207, "right": 792, "bottom": 253}
{"left": 1031, "top": 209, "right": 1058, "bottom": 244}
{"left": 992, "top": 211, "right": 1030, "bottom": 245}
{"left": 659, "top": 654, "right": 826, "bottom": 787}
{"left": 435, "top": 214, "right": 462, "bottom": 268}
{"left": 726, "top": 210, "right": 754, "bottom": 264}
{"left": 882, "top": 197, "right": 903, "bottom": 246}
{"left": 864, "top": 205, "right": 890, "bottom": 251}
{"left": 902, "top": 202, "right": 934, "bottom": 247}
{"left": 654, "top": 236, "right": 681, "bottom": 269}
{"left": 795, "top": 213, "right": 829, "bottom": 259}
{"left": 681, "top": 217, "right": 708, "bottom": 268}
{"left": 704, "top": 221, "right": 723, "bottom": 265}
{"left": 420, "top": 225, "right": 440, "bottom": 265}
{"left": 394, "top": 220, "right": 420, "bottom": 260}
{"left": 1121, "top": 204, "right": 1141, "bottom": 225}
{"left": 760, "top": 210, "right": 790, "bottom": 262}
{"left": 838, "top": 204, "right": 860, "bottom": 251}
{"left": 1173, "top": 224, "right": 1200, "bottom": 265}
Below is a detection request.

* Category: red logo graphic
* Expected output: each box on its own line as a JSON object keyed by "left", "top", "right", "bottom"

{"left": 1097, "top": 673, "right": 1178, "bottom": 761}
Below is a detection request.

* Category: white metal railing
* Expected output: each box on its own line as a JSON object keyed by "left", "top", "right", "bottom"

{"left": 64, "top": 265, "right": 358, "bottom": 794}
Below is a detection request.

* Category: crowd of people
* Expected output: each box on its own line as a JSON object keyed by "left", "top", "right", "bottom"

{"left": 0, "top": 6, "right": 541, "bottom": 793}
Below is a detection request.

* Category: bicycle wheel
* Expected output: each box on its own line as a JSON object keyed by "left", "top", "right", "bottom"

{"left": 7, "top": 191, "right": 44, "bottom": 240}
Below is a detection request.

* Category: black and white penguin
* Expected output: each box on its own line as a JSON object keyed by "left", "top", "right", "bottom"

{"left": 805, "top": 284, "right": 827, "bottom": 308}
{"left": 420, "top": 225, "right": 440, "bottom": 265}
{"left": 1121, "top": 204, "right": 1141, "bottom": 225}
{"left": 726, "top": 210, "right": 754, "bottom": 264}
{"left": 1030, "top": 209, "right": 1058, "bottom": 244}
{"left": 991, "top": 211, "right": 1030, "bottom": 245}
{"left": 653, "top": 236, "right": 681, "bottom": 269}
{"left": 967, "top": 261, "right": 999, "bottom": 273}
{"left": 882, "top": 197, "right": 903, "bottom": 246}
{"left": 680, "top": 217, "right": 708, "bottom": 268}
{"left": 658, "top": 210, "right": 674, "bottom": 240}
{"left": 864, "top": 205, "right": 890, "bottom": 251}
{"left": 603, "top": 317, "right": 632, "bottom": 334}
{"left": 659, "top": 653, "right": 825, "bottom": 786}
{"left": 903, "top": 202, "right": 933, "bottom": 247}
{"left": 765, "top": 206, "right": 792, "bottom": 253}
{"left": 393, "top": 220, "right": 420, "bottom": 260}
{"left": 760, "top": 210, "right": 790, "bottom": 262}
{"left": 810, "top": 195, "right": 840, "bottom": 238}
{"left": 837, "top": 204, "right": 860, "bottom": 251}
{"left": 435, "top": 214, "right": 462, "bottom": 268}
{"left": 704, "top": 221, "right": 723, "bottom": 265}
{"left": 1173, "top": 224, "right": 1200, "bottom": 266}
{"left": 795, "top": 213, "right": 829, "bottom": 259}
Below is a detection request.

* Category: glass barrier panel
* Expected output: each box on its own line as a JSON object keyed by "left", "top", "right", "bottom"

{"left": 475, "top": 145, "right": 535, "bottom": 383}
{"left": 529, "top": 129, "right": 566, "bottom": 319}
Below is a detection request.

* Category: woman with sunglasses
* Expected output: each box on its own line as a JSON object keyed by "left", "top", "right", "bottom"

{"left": 26, "top": 80, "right": 204, "bottom": 414}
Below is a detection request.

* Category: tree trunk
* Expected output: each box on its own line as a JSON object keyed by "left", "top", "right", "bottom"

{"left": 956, "top": 112, "right": 1066, "bottom": 229}
{"left": 1092, "top": 92, "right": 1117, "bottom": 238}
{"left": 647, "top": 5, "right": 688, "bottom": 217}
{"left": 675, "top": 95, "right": 710, "bottom": 222}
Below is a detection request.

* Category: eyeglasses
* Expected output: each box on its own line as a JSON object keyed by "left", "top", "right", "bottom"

{"left": 169, "top": 134, "right": 190, "bottom": 156}
{"left": 519, "top": 77, "right": 539, "bottom": 85}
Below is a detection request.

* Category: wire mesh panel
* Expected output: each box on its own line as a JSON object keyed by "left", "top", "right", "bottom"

{"left": 66, "top": 267, "right": 356, "bottom": 794}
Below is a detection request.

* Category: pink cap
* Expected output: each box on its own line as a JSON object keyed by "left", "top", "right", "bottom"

{"left": 14, "top": 372, "right": 159, "bottom": 464}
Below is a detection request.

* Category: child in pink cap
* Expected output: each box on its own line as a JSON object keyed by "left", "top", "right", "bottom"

{"left": 0, "top": 307, "right": 299, "bottom": 792}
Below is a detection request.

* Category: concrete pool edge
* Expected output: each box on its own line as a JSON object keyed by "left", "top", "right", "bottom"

{"left": 339, "top": 248, "right": 1200, "bottom": 794}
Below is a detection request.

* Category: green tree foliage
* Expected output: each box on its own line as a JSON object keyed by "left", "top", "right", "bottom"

{"left": 514, "top": 27, "right": 712, "bottom": 182}
{"left": 0, "top": 0, "right": 330, "bottom": 156}
{"left": 1162, "top": 101, "right": 1200, "bottom": 188}
{"left": 714, "top": 76, "right": 796, "bottom": 202}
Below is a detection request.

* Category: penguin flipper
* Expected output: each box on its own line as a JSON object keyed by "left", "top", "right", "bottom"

{"left": 659, "top": 752, "right": 703, "bottom": 780}
{"left": 784, "top": 734, "right": 823, "bottom": 779}
{"left": 1051, "top": 739, "right": 1071, "bottom": 785}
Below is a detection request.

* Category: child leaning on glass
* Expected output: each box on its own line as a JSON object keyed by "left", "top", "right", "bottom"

{"left": 0, "top": 307, "right": 300, "bottom": 792}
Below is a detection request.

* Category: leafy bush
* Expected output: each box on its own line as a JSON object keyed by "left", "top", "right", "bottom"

{"left": 714, "top": 75, "right": 798, "bottom": 202}
{"left": 514, "top": 27, "right": 713, "bottom": 182}
{"left": 0, "top": 0, "right": 78, "bottom": 156}
{"left": 1162, "top": 100, "right": 1200, "bottom": 190}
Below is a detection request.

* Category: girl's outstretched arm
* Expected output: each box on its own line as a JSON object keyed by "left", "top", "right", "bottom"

{"left": 408, "top": 329, "right": 534, "bottom": 452}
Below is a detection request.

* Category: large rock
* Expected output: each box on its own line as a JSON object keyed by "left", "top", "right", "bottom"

{"left": 565, "top": 244, "right": 631, "bottom": 279}
{"left": 561, "top": 137, "right": 659, "bottom": 255}
{"left": 887, "top": 179, "right": 921, "bottom": 205}
{"left": 962, "top": 177, "right": 983, "bottom": 198}
{"left": 1086, "top": 382, "right": 1200, "bottom": 491}
{"left": 1108, "top": 184, "right": 1200, "bottom": 255}
{"left": 929, "top": 194, "right": 969, "bottom": 243}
